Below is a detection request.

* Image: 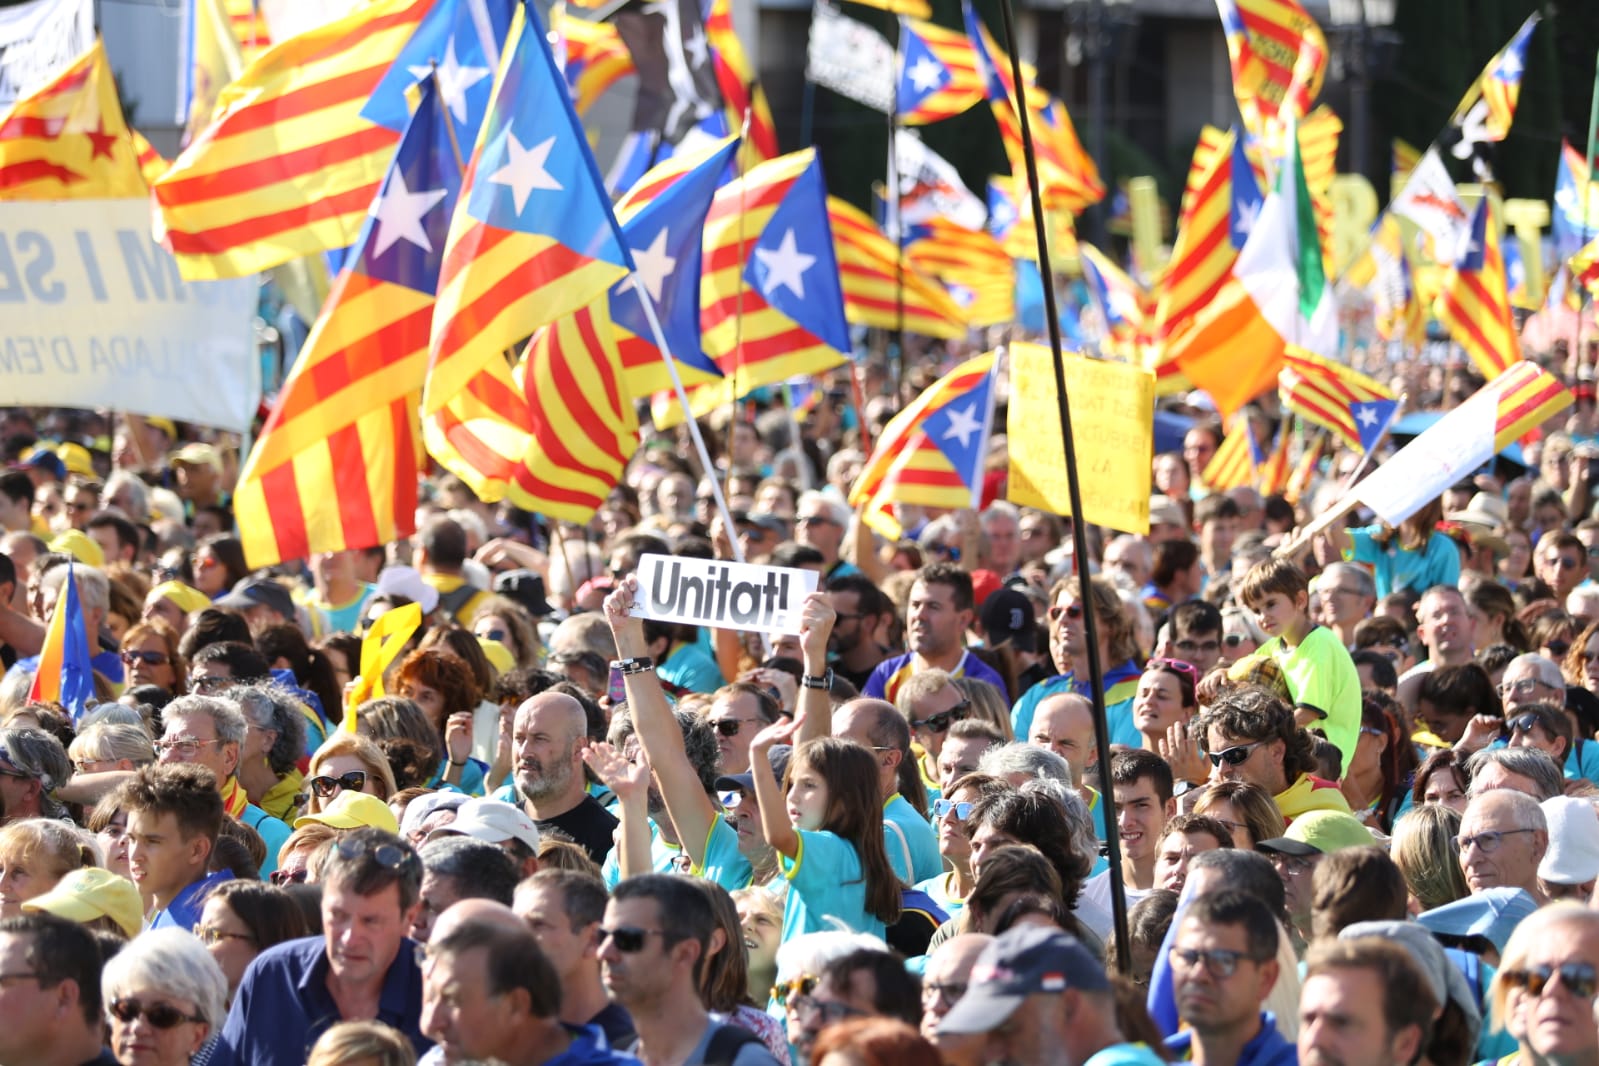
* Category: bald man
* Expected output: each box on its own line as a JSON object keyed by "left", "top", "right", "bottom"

{"left": 508, "top": 693, "right": 617, "bottom": 864}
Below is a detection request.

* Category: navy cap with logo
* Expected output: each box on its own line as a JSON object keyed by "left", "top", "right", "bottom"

{"left": 980, "top": 588, "right": 1037, "bottom": 654}
{"left": 937, "top": 925, "right": 1108, "bottom": 1036}
{"left": 215, "top": 578, "right": 296, "bottom": 622}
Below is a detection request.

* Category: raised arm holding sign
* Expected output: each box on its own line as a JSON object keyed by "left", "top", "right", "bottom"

{"left": 630, "top": 554, "right": 819, "bottom": 635}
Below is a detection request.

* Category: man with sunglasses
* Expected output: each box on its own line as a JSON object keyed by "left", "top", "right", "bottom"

{"left": 213, "top": 828, "right": 433, "bottom": 1066}
{"left": 897, "top": 669, "right": 972, "bottom": 800}
{"left": 824, "top": 574, "right": 893, "bottom": 691}
{"left": 1011, "top": 575, "right": 1143, "bottom": 747}
{"left": 1198, "top": 689, "right": 1352, "bottom": 822}
{"left": 1537, "top": 532, "right": 1588, "bottom": 605}
{"left": 919, "top": 933, "right": 992, "bottom": 1044}
{"left": 795, "top": 491, "right": 858, "bottom": 580}
{"left": 1165, "top": 891, "right": 1293, "bottom": 1066}
{"left": 599, "top": 874, "right": 782, "bottom": 1065}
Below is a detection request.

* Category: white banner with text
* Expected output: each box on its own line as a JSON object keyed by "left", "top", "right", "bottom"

{"left": 631, "top": 554, "right": 819, "bottom": 635}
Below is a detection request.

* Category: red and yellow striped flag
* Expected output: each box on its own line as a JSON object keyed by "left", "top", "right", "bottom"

{"left": 225, "top": 0, "right": 273, "bottom": 64}
{"left": 1278, "top": 347, "right": 1395, "bottom": 452}
{"left": 1256, "top": 423, "right": 1293, "bottom": 496}
{"left": 829, "top": 198, "right": 968, "bottom": 339}
{"left": 1202, "top": 422, "right": 1255, "bottom": 491}
{"left": 131, "top": 128, "right": 168, "bottom": 185}
{"left": 1217, "top": 0, "right": 1326, "bottom": 137}
{"left": 555, "top": 8, "right": 634, "bottom": 115}
{"left": 1435, "top": 197, "right": 1519, "bottom": 381}
{"left": 0, "top": 39, "right": 148, "bottom": 199}
{"left": 707, "top": 0, "right": 777, "bottom": 164}
{"left": 153, "top": 0, "right": 433, "bottom": 279}
{"left": 1148, "top": 126, "right": 1233, "bottom": 395}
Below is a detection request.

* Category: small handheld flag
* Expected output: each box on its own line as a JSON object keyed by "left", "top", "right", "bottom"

{"left": 27, "top": 563, "right": 94, "bottom": 720}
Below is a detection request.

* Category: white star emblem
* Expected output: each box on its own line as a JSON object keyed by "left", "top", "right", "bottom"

{"left": 370, "top": 170, "right": 449, "bottom": 257}
{"left": 489, "top": 133, "right": 563, "bottom": 214}
{"left": 684, "top": 25, "right": 709, "bottom": 68}
{"left": 1356, "top": 406, "right": 1379, "bottom": 429}
{"left": 410, "top": 39, "right": 492, "bottom": 125}
{"left": 625, "top": 228, "right": 677, "bottom": 303}
{"left": 1234, "top": 197, "right": 1261, "bottom": 236}
{"left": 1498, "top": 49, "right": 1523, "bottom": 82}
{"left": 941, "top": 402, "right": 982, "bottom": 449}
{"left": 906, "top": 55, "right": 944, "bottom": 92}
{"left": 754, "top": 229, "right": 816, "bottom": 300}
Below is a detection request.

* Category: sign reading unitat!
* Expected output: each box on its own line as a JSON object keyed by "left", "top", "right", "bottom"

{"left": 630, "top": 554, "right": 820, "bottom": 636}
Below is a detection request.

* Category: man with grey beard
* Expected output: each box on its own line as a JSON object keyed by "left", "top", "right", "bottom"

{"left": 508, "top": 692, "right": 617, "bottom": 863}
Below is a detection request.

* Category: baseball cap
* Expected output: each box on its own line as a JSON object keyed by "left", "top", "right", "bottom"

{"left": 55, "top": 442, "right": 95, "bottom": 479}
{"left": 295, "top": 790, "right": 400, "bottom": 834}
{"left": 171, "top": 442, "right": 222, "bottom": 471}
{"left": 970, "top": 569, "right": 1002, "bottom": 609}
{"left": 216, "top": 578, "right": 296, "bottom": 621}
{"left": 938, "top": 926, "right": 1108, "bottom": 1036}
{"left": 399, "top": 791, "right": 471, "bottom": 839}
{"left": 494, "top": 569, "right": 552, "bottom": 616}
{"left": 17, "top": 449, "right": 65, "bottom": 481}
{"left": 736, "top": 510, "right": 788, "bottom": 538}
{"left": 431, "top": 798, "right": 540, "bottom": 852}
{"left": 149, "top": 580, "right": 211, "bottom": 615}
{"left": 1416, "top": 887, "right": 1538, "bottom": 956}
{"left": 1149, "top": 494, "right": 1187, "bottom": 529}
{"left": 374, "top": 565, "right": 440, "bottom": 614}
{"left": 48, "top": 529, "right": 104, "bottom": 569}
{"left": 1340, "top": 921, "right": 1481, "bottom": 1053}
{"left": 1255, "top": 809, "right": 1374, "bottom": 858}
{"left": 22, "top": 867, "right": 144, "bottom": 938}
{"left": 981, "top": 587, "right": 1037, "bottom": 654}
{"left": 1540, "top": 797, "right": 1599, "bottom": 886}
{"left": 715, "top": 745, "right": 792, "bottom": 795}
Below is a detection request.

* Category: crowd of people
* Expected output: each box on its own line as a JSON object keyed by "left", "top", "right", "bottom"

{"left": 4, "top": 363, "right": 1599, "bottom": 1066}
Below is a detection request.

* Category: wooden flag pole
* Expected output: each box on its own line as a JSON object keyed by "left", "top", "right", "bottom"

{"left": 991, "top": 0, "right": 1129, "bottom": 972}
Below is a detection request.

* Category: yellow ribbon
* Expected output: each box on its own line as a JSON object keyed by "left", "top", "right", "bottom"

{"left": 342, "top": 603, "right": 423, "bottom": 733}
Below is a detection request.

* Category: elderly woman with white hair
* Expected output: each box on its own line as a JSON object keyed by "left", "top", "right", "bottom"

{"left": 102, "top": 927, "right": 228, "bottom": 1066}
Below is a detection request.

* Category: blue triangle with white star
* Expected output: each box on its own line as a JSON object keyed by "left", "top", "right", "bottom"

{"left": 1229, "top": 130, "right": 1262, "bottom": 251}
{"left": 922, "top": 366, "right": 994, "bottom": 492}
{"left": 896, "top": 22, "right": 949, "bottom": 116}
{"left": 743, "top": 157, "right": 851, "bottom": 354}
{"left": 608, "top": 137, "right": 740, "bottom": 379}
{"left": 1456, "top": 198, "right": 1490, "bottom": 271}
{"left": 355, "top": 75, "right": 462, "bottom": 295}
{"left": 1351, "top": 398, "right": 1398, "bottom": 455}
{"left": 363, "top": 0, "right": 514, "bottom": 151}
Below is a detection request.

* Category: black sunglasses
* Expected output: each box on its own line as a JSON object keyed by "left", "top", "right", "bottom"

{"left": 911, "top": 699, "right": 971, "bottom": 734}
{"left": 310, "top": 770, "right": 369, "bottom": 798}
{"left": 711, "top": 718, "right": 750, "bottom": 738}
{"left": 333, "top": 836, "right": 416, "bottom": 872}
{"left": 270, "top": 868, "right": 309, "bottom": 886}
{"left": 599, "top": 925, "right": 670, "bottom": 953}
{"left": 1207, "top": 740, "right": 1264, "bottom": 767}
{"left": 109, "top": 998, "right": 204, "bottom": 1029}
{"left": 1500, "top": 963, "right": 1599, "bottom": 1000}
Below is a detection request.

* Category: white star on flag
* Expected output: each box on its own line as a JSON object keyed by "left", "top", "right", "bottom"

{"left": 1234, "top": 197, "right": 1260, "bottom": 236}
{"left": 907, "top": 56, "right": 944, "bottom": 92}
{"left": 754, "top": 229, "right": 816, "bottom": 299}
{"left": 1498, "top": 49, "right": 1523, "bottom": 81}
{"left": 490, "top": 132, "right": 563, "bottom": 214}
{"left": 409, "top": 39, "right": 492, "bottom": 125}
{"left": 624, "top": 228, "right": 677, "bottom": 303}
{"left": 370, "top": 171, "right": 449, "bottom": 257}
{"left": 941, "top": 402, "right": 982, "bottom": 448}
{"left": 1356, "top": 406, "right": 1379, "bottom": 428}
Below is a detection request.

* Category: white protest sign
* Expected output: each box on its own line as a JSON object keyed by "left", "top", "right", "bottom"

{"left": 631, "top": 554, "right": 819, "bottom": 635}
{"left": 805, "top": 1, "right": 894, "bottom": 114}
{"left": 0, "top": 0, "right": 91, "bottom": 107}
{"left": 0, "top": 198, "right": 260, "bottom": 432}
{"left": 1354, "top": 384, "right": 1500, "bottom": 527}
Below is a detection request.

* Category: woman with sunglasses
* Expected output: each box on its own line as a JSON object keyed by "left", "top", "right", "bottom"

{"left": 1339, "top": 692, "right": 1418, "bottom": 833}
{"left": 1489, "top": 903, "right": 1599, "bottom": 1066}
{"left": 917, "top": 773, "right": 1010, "bottom": 919}
{"left": 196, "top": 880, "right": 309, "bottom": 1003}
{"left": 304, "top": 733, "right": 398, "bottom": 814}
{"left": 101, "top": 927, "right": 228, "bottom": 1066}
{"left": 118, "top": 620, "right": 185, "bottom": 696}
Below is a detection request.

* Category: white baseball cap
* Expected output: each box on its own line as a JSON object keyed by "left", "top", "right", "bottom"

{"left": 431, "top": 798, "right": 541, "bottom": 853}
{"left": 1539, "top": 796, "right": 1599, "bottom": 886}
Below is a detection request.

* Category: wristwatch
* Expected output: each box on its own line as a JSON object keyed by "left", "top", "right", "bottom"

{"left": 801, "top": 668, "right": 834, "bottom": 690}
{"left": 612, "top": 656, "right": 656, "bottom": 676}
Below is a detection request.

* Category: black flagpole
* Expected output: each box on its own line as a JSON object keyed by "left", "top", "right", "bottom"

{"left": 991, "top": 0, "right": 1131, "bottom": 973}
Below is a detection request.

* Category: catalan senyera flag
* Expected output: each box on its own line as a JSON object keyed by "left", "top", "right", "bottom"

{"left": 1435, "top": 196, "right": 1519, "bottom": 381}
{"left": 1451, "top": 13, "right": 1538, "bottom": 145}
{"left": 554, "top": 7, "right": 634, "bottom": 115}
{"left": 706, "top": 0, "right": 777, "bottom": 163}
{"left": 1148, "top": 126, "right": 1233, "bottom": 394}
{"left": 131, "top": 128, "right": 169, "bottom": 185}
{"left": 0, "top": 39, "right": 148, "bottom": 199}
{"left": 655, "top": 149, "right": 851, "bottom": 427}
{"left": 424, "top": 0, "right": 631, "bottom": 427}
{"left": 1284, "top": 431, "right": 1324, "bottom": 504}
{"left": 153, "top": 0, "right": 437, "bottom": 279}
{"left": 1078, "top": 242, "right": 1146, "bottom": 358}
{"left": 896, "top": 15, "right": 984, "bottom": 125}
{"left": 234, "top": 77, "right": 460, "bottom": 569}
{"left": 1215, "top": 0, "right": 1326, "bottom": 138}
{"left": 850, "top": 352, "right": 998, "bottom": 538}
{"left": 1355, "top": 362, "right": 1570, "bottom": 527}
{"left": 846, "top": 0, "right": 930, "bottom": 18}
{"left": 224, "top": 0, "right": 273, "bottom": 64}
{"left": 1553, "top": 140, "right": 1599, "bottom": 259}
{"left": 1278, "top": 346, "right": 1396, "bottom": 453}
{"left": 426, "top": 139, "right": 738, "bottom": 517}
{"left": 829, "top": 197, "right": 968, "bottom": 339}
{"left": 1255, "top": 422, "right": 1293, "bottom": 496}
{"left": 1202, "top": 420, "right": 1257, "bottom": 491}
{"left": 903, "top": 216, "right": 1014, "bottom": 325}
{"left": 27, "top": 562, "right": 94, "bottom": 720}
{"left": 1574, "top": 234, "right": 1599, "bottom": 296}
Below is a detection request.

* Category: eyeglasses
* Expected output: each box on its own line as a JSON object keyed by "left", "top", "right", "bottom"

{"left": 1508, "top": 713, "right": 1549, "bottom": 736}
{"left": 775, "top": 975, "right": 817, "bottom": 1008}
{"left": 120, "top": 649, "right": 169, "bottom": 667}
{"left": 1146, "top": 657, "right": 1198, "bottom": 679}
{"left": 932, "top": 799, "right": 974, "bottom": 821}
{"left": 794, "top": 997, "right": 868, "bottom": 1025}
{"left": 310, "top": 770, "right": 369, "bottom": 798}
{"left": 929, "top": 544, "right": 962, "bottom": 562}
{"left": 711, "top": 718, "right": 754, "bottom": 738}
{"left": 1168, "top": 947, "right": 1266, "bottom": 979}
{"left": 1048, "top": 603, "right": 1085, "bottom": 623}
{"left": 598, "top": 926, "right": 670, "bottom": 953}
{"left": 1500, "top": 963, "right": 1599, "bottom": 1000}
{"left": 154, "top": 737, "right": 224, "bottom": 758}
{"left": 480, "top": 628, "right": 508, "bottom": 643}
{"left": 188, "top": 675, "right": 230, "bottom": 694}
{"left": 717, "top": 790, "right": 745, "bottom": 812}
{"left": 269, "top": 868, "right": 309, "bottom": 886}
{"left": 922, "top": 981, "right": 968, "bottom": 1007}
{"left": 1266, "top": 852, "right": 1316, "bottom": 875}
{"left": 911, "top": 699, "right": 971, "bottom": 734}
{"left": 1453, "top": 828, "right": 1535, "bottom": 854}
{"left": 1358, "top": 726, "right": 1386, "bottom": 738}
{"left": 333, "top": 836, "right": 416, "bottom": 872}
{"left": 108, "top": 998, "right": 204, "bottom": 1029}
{"left": 194, "top": 926, "right": 256, "bottom": 947}
{"left": 1173, "top": 639, "right": 1220, "bottom": 656}
{"left": 1500, "top": 678, "right": 1557, "bottom": 698}
{"left": 1547, "top": 555, "right": 1582, "bottom": 571}
{"left": 1207, "top": 740, "right": 1264, "bottom": 767}
{"left": 797, "top": 515, "right": 836, "bottom": 527}
{"left": 1328, "top": 587, "right": 1367, "bottom": 599}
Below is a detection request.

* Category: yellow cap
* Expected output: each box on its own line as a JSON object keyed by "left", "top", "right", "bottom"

{"left": 144, "top": 417, "right": 177, "bottom": 440}
{"left": 476, "top": 636, "right": 515, "bottom": 676}
{"left": 295, "top": 790, "right": 400, "bottom": 834}
{"left": 56, "top": 442, "right": 95, "bottom": 479}
{"left": 48, "top": 529, "right": 104, "bottom": 569}
{"left": 151, "top": 581, "right": 211, "bottom": 615}
{"left": 22, "top": 867, "right": 143, "bottom": 938}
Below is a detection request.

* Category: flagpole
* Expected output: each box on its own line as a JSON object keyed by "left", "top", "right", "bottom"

{"left": 889, "top": 20, "right": 905, "bottom": 391}
{"left": 1577, "top": 52, "right": 1599, "bottom": 370}
{"left": 991, "top": 0, "right": 1129, "bottom": 974}
{"left": 724, "top": 102, "right": 755, "bottom": 506}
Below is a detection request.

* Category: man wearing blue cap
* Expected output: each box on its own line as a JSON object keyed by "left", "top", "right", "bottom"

{"left": 936, "top": 925, "right": 1165, "bottom": 1066}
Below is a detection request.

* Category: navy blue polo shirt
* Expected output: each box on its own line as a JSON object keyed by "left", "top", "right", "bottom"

{"left": 209, "top": 935, "right": 432, "bottom": 1066}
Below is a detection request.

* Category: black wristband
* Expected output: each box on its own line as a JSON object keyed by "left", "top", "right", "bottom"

{"left": 612, "top": 656, "right": 656, "bottom": 676}
{"left": 801, "top": 668, "right": 834, "bottom": 690}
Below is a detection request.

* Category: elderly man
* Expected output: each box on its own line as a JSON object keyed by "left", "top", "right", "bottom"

{"left": 1467, "top": 747, "right": 1565, "bottom": 801}
{"left": 1317, "top": 564, "right": 1377, "bottom": 651}
{"left": 1499, "top": 654, "right": 1568, "bottom": 712}
{"left": 1456, "top": 789, "right": 1549, "bottom": 904}
{"left": 920, "top": 934, "right": 993, "bottom": 1043}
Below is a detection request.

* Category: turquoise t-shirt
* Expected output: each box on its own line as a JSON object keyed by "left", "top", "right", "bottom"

{"left": 1568, "top": 739, "right": 1599, "bottom": 783}
{"left": 658, "top": 640, "right": 725, "bottom": 694}
{"left": 914, "top": 871, "right": 966, "bottom": 916}
{"left": 780, "top": 828, "right": 885, "bottom": 943}
{"left": 601, "top": 819, "right": 685, "bottom": 887}
{"left": 884, "top": 793, "right": 943, "bottom": 885}
{"left": 426, "top": 756, "right": 487, "bottom": 797}
{"left": 243, "top": 804, "right": 292, "bottom": 880}
{"left": 693, "top": 816, "right": 756, "bottom": 891}
{"left": 1348, "top": 526, "right": 1462, "bottom": 598}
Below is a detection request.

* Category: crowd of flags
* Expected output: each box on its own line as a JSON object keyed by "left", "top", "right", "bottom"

{"left": 0, "top": 0, "right": 1593, "bottom": 560}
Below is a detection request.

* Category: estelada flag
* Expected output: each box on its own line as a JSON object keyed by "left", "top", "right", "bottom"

{"left": 0, "top": 39, "right": 147, "bottom": 199}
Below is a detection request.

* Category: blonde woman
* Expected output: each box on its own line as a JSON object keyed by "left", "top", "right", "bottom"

{"left": 304, "top": 733, "right": 398, "bottom": 815}
{"left": 0, "top": 818, "right": 97, "bottom": 917}
{"left": 1391, "top": 805, "right": 1470, "bottom": 915}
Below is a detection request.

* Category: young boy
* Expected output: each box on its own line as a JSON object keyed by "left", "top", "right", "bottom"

{"left": 1236, "top": 558, "right": 1361, "bottom": 778}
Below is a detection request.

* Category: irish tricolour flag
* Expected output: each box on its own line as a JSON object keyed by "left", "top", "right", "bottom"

{"left": 1173, "top": 120, "right": 1337, "bottom": 417}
